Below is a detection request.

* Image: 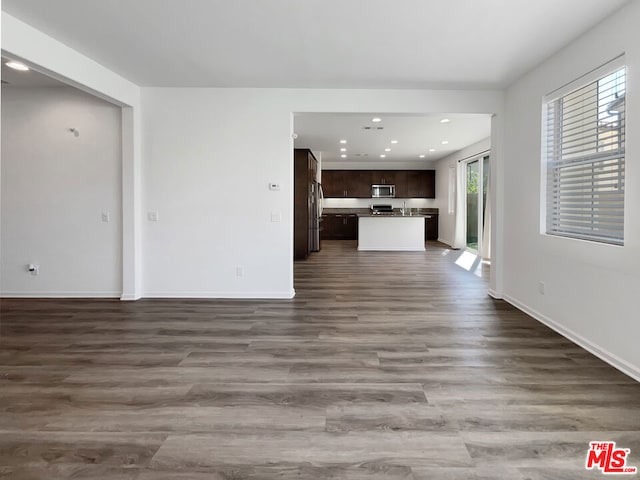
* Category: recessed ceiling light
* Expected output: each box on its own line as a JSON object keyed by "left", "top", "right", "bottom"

{"left": 419, "top": 155, "right": 426, "bottom": 158}
{"left": 429, "top": 148, "right": 436, "bottom": 152}
{"left": 441, "top": 140, "right": 449, "bottom": 145}
{"left": 385, "top": 148, "right": 391, "bottom": 152}
{"left": 390, "top": 140, "right": 398, "bottom": 144}
{"left": 339, "top": 139, "right": 347, "bottom": 144}
{"left": 440, "top": 118, "right": 451, "bottom": 123}
{"left": 341, "top": 154, "right": 347, "bottom": 158}
{"left": 340, "top": 148, "right": 347, "bottom": 152}
{"left": 5, "top": 61, "right": 29, "bottom": 71}
{"left": 372, "top": 117, "right": 382, "bottom": 123}
{"left": 379, "top": 154, "right": 386, "bottom": 158}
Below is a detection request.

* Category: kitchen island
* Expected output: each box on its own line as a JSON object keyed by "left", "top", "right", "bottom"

{"left": 358, "top": 214, "right": 426, "bottom": 251}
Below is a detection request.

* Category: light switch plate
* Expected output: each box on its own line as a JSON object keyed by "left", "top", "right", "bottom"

{"left": 148, "top": 211, "right": 159, "bottom": 222}
{"left": 271, "top": 212, "right": 282, "bottom": 223}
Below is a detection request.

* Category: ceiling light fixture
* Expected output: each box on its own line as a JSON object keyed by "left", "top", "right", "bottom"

{"left": 341, "top": 154, "right": 347, "bottom": 158}
{"left": 5, "top": 61, "right": 29, "bottom": 71}
{"left": 390, "top": 140, "right": 398, "bottom": 144}
{"left": 429, "top": 148, "right": 436, "bottom": 152}
{"left": 441, "top": 140, "right": 449, "bottom": 145}
{"left": 371, "top": 117, "right": 382, "bottom": 123}
{"left": 339, "top": 139, "right": 347, "bottom": 144}
{"left": 379, "top": 154, "right": 386, "bottom": 158}
{"left": 385, "top": 148, "right": 391, "bottom": 152}
{"left": 340, "top": 148, "right": 347, "bottom": 152}
{"left": 419, "top": 155, "right": 425, "bottom": 158}
{"left": 440, "top": 118, "right": 451, "bottom": 123}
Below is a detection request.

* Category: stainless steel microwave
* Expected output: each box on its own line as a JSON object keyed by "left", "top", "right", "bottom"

{"left": 371, "top": 184, "right": 395, "bottom": 198}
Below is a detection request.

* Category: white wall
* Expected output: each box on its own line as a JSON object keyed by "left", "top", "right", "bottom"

{"left": 502, "top": 0, "right": 640, "bottom": 379}
{"left": 2, "top": 12, "right": 143, "bottom": 299}
{"left": 142, "top": 88, "right": 503, "bottom": 298}
{"left": 435, "top": 138, "right": 491, "bottom": 246}
{"left": 1, "top": 86, "right": 122, "bottom": 296}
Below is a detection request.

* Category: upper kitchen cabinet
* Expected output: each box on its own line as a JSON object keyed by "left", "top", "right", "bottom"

{"left": 371, "top": 170, "right": 396, "bottom": 186}
{"left": 407, "top": 170, "right": 436, "bottom": 198}
{"left": 347, "top": 170, "right": 372, "bottom": 197}
{"left": 322, "top": 169, "right": 435, "bottom": 199}
{"left": 322, "top": 170, "right": 371, "bottom": 198}
{"left": 394, "top": 171, "right": 409, "bottom": 198}
{"left": 321, "top": 170, "right": 346, "bottom": 197}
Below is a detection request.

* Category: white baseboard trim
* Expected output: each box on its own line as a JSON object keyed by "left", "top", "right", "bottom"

{"left": 503, "top": 294, "right": 640, "bottom": 383}
{"left": 1, "top": 291, "right": 297, "bottom": 300}
{"left": 437, "top": 237, "right": 453, "bottom": 247}
{"left": 357, "top": 247, "right": 426, "bottom": 252}
{"left": 142, "top": 290, "right": 296, "bottom": 300}
{"left": 488, "top": 289, "right": 503, "bottom": 299}
{"left": 0, "top": 291, "right": 121, "bottom": 298}
{"left": 120, "top": 293, "right": 142, "bottom": 301}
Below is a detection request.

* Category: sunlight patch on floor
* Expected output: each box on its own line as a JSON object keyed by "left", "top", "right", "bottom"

{"left": 455, "top": 251, "right": 478, "bottom": 271}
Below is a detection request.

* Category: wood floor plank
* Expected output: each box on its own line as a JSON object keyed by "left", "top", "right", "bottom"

{"left": 150, "top": 431, "right": 473, "bottom": 469}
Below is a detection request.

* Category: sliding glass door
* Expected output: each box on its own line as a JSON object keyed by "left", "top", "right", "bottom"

{"left": 466, "top": 160, "right": 480, "bottom": 250}
{"left": 464, "top": 155, "right": 489, "bottom": 253}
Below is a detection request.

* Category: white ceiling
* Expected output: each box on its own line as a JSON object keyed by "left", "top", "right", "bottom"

{"left": 1, "top": 0, "right": 630, "bottom": 88}
{"left": 294, "top": 113, "right": 491, "bottom": 164}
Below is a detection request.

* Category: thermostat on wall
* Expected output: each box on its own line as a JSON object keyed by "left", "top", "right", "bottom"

{"left": 269, "top": 183, "right": 281, "bottom": 191}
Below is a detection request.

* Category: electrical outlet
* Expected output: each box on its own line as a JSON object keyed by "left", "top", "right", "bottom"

{"left": 236, "top": 267, "right": 244, "bottom": 277}
{"left": 28, "top": 264, "right": 40, "bottom": 276}
{"left": 101, "top": 212, "right": 110, "bottom": 223}
{"left": 538, "top": 281, "right": 545, "bottom": 295}
{"left": 147, "top": 211, "right": 159, "bottom": 222}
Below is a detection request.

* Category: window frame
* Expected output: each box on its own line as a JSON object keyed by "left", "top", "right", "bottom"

{"left": 541, "top": 56, "right": 626, "bottom": 246}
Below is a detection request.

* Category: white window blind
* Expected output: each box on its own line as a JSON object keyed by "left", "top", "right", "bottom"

{"left": 544, "top": 62, "right": 626, "bottom": 245}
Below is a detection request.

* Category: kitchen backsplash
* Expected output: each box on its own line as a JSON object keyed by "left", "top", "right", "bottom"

{"left": 323, "top": 198, "right": 437, "bottom": 209}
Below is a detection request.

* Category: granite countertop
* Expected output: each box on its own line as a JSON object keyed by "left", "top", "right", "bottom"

{"left": 323, "top": 208, "right": 439, "bottom": 215}
{"left": 357, "top": 213, "right": 433, "bottom": 218}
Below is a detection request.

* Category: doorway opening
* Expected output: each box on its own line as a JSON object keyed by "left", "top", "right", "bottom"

{"left": 1, "top": 55, "right": 125, "bottom": 298}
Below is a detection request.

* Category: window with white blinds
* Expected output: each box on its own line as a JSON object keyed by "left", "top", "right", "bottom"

{"left": 544, "top": 62, "right": 626, "bottom": 245}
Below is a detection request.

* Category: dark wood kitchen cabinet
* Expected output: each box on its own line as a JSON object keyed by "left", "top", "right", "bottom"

{"left": 425, "top": 214, "right": 439, "bottom": 241}
{"left": 321, "top": 170, "right": 346, "bottom": 198}
{"left": 321, "top": 169, "right": 435, "bottom": 198}
{"left": 371, "top": 171, "right": 396, "bottom": 186}
{"left": 321, "top": 214, "right": 358, "bottom": 240}
{"left": 407, "top": 170, "right": 436, "bottom": 198}
{"left": 394, "top": 171, "right": 408, "bottom": 198}
{"left": 347, "top": 170, "right": 372, "bottom": 197}
{"left": 322, "top": 170, "right": 371, "bottom": 198}
{"left": 294, "top": 149, "right": 318, "bottom": 260}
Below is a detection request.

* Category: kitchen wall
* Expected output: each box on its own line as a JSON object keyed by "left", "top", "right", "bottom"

{"left": 502, "top": 0, "right": 640, "bottom": 379}
{"left": 142, "top": 88, "right": 503, "bottom": 298}
{"left": 435, "top": 138, "right": 491, "bottom": 246}
{"left": 1, "top": 86, "right": 123, "bottom": 296}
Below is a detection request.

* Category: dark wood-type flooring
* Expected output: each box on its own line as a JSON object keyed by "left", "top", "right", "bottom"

{"left": 1, "top": 240, "right": 639, "bottom": 479}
